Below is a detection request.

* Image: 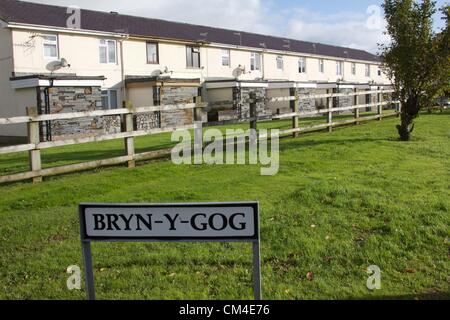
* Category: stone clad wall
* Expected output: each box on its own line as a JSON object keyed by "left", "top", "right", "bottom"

{"left": 336, "top": 88, "right": 354, "bottom": 113}
{"left": 160, "top": 86, "right": 196, "bottom": 127}
{"left": 297, "top": 88, "right": 316, "bottom": 113}
{"left": 43, "top": 85, "right": 199, "bottom": 140}
{"left": 216, "top": 87, "right": 268, "bottom": 122}
{"left": 135, "top": 86, "right": 197, "bottom": 130}
{"left": 135, "top": 112, "right": 160, "bottom": 131}
{"left": 43, "top": 86, "right": 121, "bottom": 141}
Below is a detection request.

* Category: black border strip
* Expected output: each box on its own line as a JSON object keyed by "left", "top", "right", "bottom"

{"left": 79, "top": 202, "right": 259, "bottom": 242}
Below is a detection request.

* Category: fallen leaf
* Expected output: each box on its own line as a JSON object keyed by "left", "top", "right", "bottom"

{"left": 310, "top": 224, "right": 316, "bottom": 228}
{"left": 169, "top": 273, "right": 176, "bottom": 277}
{"left": 404, "top": 268, "right": 417, "bottom": 274}
{"left": 306, "top": 272, "right": 314, "bottom": 281}
{"left": 325, "top": 235, "right": 331, "bottom": 240}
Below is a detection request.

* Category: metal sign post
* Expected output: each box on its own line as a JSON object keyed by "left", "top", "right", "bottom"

{"left": 79, "top": 202, "right": 261, "bottom": 300}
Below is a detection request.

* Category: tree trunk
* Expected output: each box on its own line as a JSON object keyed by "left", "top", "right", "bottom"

{"left": 397, "top": 97, "right": 420, "bottom": 141}
{"left": 397, "top": 113, "right": 413, "bottom": 141}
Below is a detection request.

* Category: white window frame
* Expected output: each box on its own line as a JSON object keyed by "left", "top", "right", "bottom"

{"left": 250, "top": 52, "right": 261, "bottom": 71}
{"left": 299, "top": 57, "right": 307, "bottom": 73}
{"left": 318, "top": 59, "right": 324, "bottom": 73}
{"left": 365, "top": 64, "right": 371, "bottom": 77}
{"left": 101, "top": 89, "right": 118, "bottom": 110}
{"left": 276, "top": 55, "right": 284, "bottom": 70}
{"left": 336, "top": 61, "right": 344, "bottom": 76}
{"left": 42, "top": 34, "right": 59, "bottom": 60}
{"left": 146, "top": 42, "right": 159, "bottom": 64}
{"left": 221, "top": 49, "right": 230, "bottom": 67}
{"left": 351, "top": 63, "right": 357, "bottom": 75}
{"left": 99, "top": 39, "right": 117, "bottom": 64}
{"left": 186, "top": 46, "right": 201, "bottom": 68}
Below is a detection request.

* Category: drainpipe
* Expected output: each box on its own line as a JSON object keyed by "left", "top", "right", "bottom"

{"left": 261, "top": 50, "right": 265, "bottom": 80}
{"left": 119, "top": 36, "right": 128, "bottom": 104}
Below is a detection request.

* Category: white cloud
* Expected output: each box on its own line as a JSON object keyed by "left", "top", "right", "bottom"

{"left": 27, "top": 0, "right": 388, "bottom": 53}
{"left": 286, "top": 8, "right": 390, "bottom": 54}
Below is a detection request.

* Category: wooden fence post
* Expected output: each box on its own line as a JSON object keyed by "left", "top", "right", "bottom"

{"left": 193, "top": 96, "right": 204, "bottom": 163}
{"left": 249, "top": 92, "right": 257, "bottom": 132}
{"left": 290, "top": 87, "right": 299, "bottom": 138}
{"left": 193, "top": 96, "right": 203, "bottom": 122}
{"left": 354, "top": 88, "right": 360, "bottom": 125}
{"left": 26, "top": 107, "right": 42, "bottom": 183}
{"left": 124, "top": 102, "right": 135, "bottom": 168}
{"left": 327, "top": 89, "right": 333, "bottom": 132}
{"left": 377, "top": 90, "right": 383, "bottom": 121}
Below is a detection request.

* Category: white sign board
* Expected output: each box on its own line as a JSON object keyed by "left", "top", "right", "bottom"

{"left": 80, "top": 203, "right": 258, "bottom": 241}
{"left": 79, "top": 202, "right": 261, "bottom": 300}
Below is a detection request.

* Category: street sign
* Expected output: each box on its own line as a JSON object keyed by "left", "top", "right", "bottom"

{"left": 79, "top": 202, "right": 261, "bottom": 300}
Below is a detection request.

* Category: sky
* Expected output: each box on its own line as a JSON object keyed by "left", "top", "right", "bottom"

{"left": 26, "top": 0, "right": 449, "bottom": 54}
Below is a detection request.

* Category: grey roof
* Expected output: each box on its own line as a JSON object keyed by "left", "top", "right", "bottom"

{"left": 0, "top": 0, "right": 380, "bottom": 62}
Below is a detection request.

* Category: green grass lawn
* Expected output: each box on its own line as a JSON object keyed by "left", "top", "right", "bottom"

{"left": 0, "top": 112, "right": 448, "bottom": 300}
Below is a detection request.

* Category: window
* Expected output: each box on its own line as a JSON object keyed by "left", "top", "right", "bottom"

{"left": 146, "top": 42, "right": 159, "bottom": 64}
{"left": 221, "top": 49, "right": 230, "bottom": 67}
{"left": 99, "top": 39, "right": 116, "bottom": 64}
{"left": 250, "top": 52, "right": 261, "bottom": 71}
{"left": 378, "top": 68, "right": 382, "bottom": 76}
{"left": 336, "top": 61, "right": 344, "bottom": 76}
{"left": 299, "top": 57, "right": 307, "bottom": 73}
{"left": 43, "top": 35, "right": 58, "bottom": 59}
{"left": 276, "top": 56, "right": 284, "bottom": 70}
{"left": 186, "top": 46, "right": 201, "bottom": 68}
{"left": 352, "top": 63, "right": 356, "bottom": 75}
{"left": 365, "top": 64, "right": 371, "bottom": 77}
{"left": 101, "top": 90, "right": 118, "bottom": 109}
{"left": 318, "top": 59, "right": 324, "bottom": 73}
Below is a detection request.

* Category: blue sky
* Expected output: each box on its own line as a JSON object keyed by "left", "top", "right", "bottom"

{"left": 29, "top": 0, "right": 449, "bottom": 53}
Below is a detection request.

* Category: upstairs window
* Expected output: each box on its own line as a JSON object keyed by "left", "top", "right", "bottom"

{"left": 146, "top": 42, "right": 159, "bottom": 64}
{"left": 186, "top": 46, "right": 201, "bottom": 68}
{"left": 365, "top": 64, "right": 371, "bottom": 77}
{"left": 299, "top": 57, "right": 307, "bottom": 73}
{"left": 221, "top": 49, "right": 230, "bottom": 67}
{"left": 250, "top": 52, "right": 261, "bottom": 71}
{"left": 99, "top": 39, "right": 116, "bottom": 64}
{"left": 352, "top": 63, "right": 357, "bottom": 75}
{"left": 318, "top": 59, "right": 324, "bottom": 73}
{"left": 336, "top": 61, "right": 344, "bottom": 76}
{"left": 276, "top": 56, "right": 284, "bottom": 70}
{"left": 43, "top": 35, "right": 58, "bottom": 59}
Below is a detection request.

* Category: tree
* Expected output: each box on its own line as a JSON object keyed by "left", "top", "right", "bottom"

{"left": 380, "top": 0, "right": 450, "bottom": 141}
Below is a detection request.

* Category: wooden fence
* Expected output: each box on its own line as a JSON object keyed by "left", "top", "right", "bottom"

{"left": 0, "top": 89, "right": 400, "bottom": 184}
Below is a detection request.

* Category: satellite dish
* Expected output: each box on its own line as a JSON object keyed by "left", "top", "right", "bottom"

{"left": 233, "top": 65, "right": 247, "bottom": 78}
{"left": 60, "top": 58, "right": 70, "bottom": 68}
{"left": 46, "top": 58, "right": 71, "bottom": 73}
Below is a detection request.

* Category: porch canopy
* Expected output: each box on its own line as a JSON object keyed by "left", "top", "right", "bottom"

{"left": 10, "top": 74, "right": 106, "bottom": 90}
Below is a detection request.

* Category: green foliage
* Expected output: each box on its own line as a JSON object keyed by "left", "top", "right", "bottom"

{"left": 380, "top": 0, "right": 450, "bottom": 140}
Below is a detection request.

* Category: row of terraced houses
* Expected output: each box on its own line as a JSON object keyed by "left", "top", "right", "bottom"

{"left": 0, "top": 0, "right": 391, "bottom": 143}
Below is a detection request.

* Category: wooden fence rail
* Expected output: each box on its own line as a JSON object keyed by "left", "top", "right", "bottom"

{"left": 0, "top": 89, "right": 400, "bottom": 184}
